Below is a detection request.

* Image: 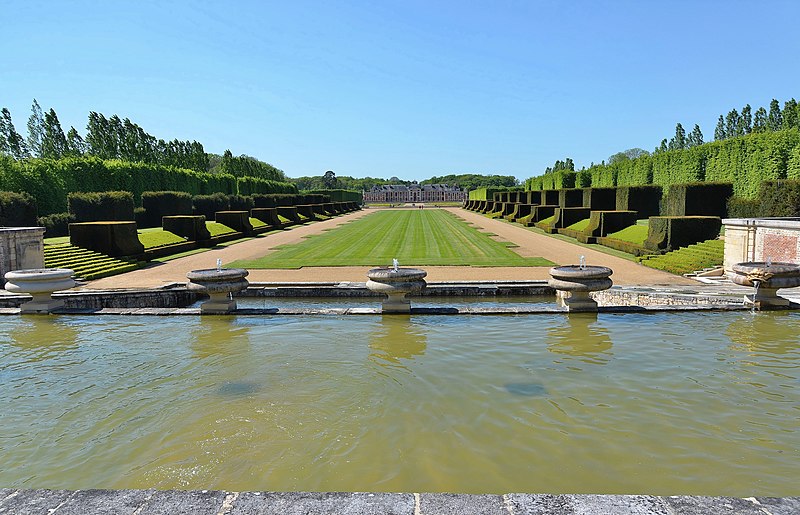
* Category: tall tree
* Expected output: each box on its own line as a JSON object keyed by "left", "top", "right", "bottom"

{"left": 322, "top": 170, "right": 338, "bottom": 189}
{"left": 0, "top": 108, "right": 29, "bottom": 159}
{"left": 41, "top": 108, "right": 68, "bottom": 159}
{"left": 66, "top": 127, "right": 86, "bottom": 156}
{"left": 714, "top": 115, "right": 726, "bottom": 140}
{"left": 767, "top": 99, "right": 783, "bottom": 131}
{"left": 740, "top": 104, "right": 752, "bottom": 134}
{"left": 725, "top": 109, "right": 741, "bottom": 137}
{"left": 673, "top": 123, "right": 686, "bottom": 149}
{"left": 753, "top": 107, "right": 768, "bottom": 133}
{"left": 26, "top": 99, "right": 45, "bottom": 158}
{"left": 783, "top": 98, "right": 798, "bottom": 130}
{"left": 687, "top": 124, "right": 703, "bottom": 147}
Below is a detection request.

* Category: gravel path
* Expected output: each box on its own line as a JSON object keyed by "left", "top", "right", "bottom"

{"left": 86, "top": 208, "right": 695, "bottom": 288}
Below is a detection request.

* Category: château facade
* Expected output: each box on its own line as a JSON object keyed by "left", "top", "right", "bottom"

{"left": 363, "top": 183, "right": 467, "bottom": 203}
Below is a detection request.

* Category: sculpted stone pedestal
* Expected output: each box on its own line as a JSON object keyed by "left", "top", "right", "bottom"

{"left": 366, "top": 267, "right": 427, "bottom": 314}
{"left": 4, "top": 268, "right": 75, "bottom": 314}
{"left": 549, "top": 265, "right": 613, "bottom": 312}
{"left": 187, "top": 268, "right": 250, "bottom": 314}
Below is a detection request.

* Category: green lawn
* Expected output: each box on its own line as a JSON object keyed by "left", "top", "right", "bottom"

{"left": 230, "top": 209, "right": 554, "bottom": 269}
{"left": 606, "top": 224, "right": 649, "bottom": 245}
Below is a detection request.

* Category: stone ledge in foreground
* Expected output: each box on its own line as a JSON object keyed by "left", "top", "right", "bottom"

{"left": 1, "top": 490, "right": 799, "bottom": 514}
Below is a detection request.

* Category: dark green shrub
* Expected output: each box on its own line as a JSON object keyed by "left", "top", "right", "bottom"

{"left": 726, "top": 197, "right": 761, "bottom": 218}
{"left": 215, "top": 211, "right": 253, "bottom": 235}
{"left": 663, "top": 182, "right": 733, "bottom": 217}
{"left": 758, "top": 180, "right": 800, "bottom": 216}
{"left": 558, "top": 189, "right": 583, "bottom": 208}
{"left": 644, "top": 216, "right": 722, "bottom": 252}
{"left": 616, "top": 185, "right": 662, "bottom": 218}
{"left": 134, "top": 207, "right": 147, "bottom": 227}
{"left": 163, "top": 215, "right": 211, "bottom": 241}
{"left": 38, "top": 212, "right": 75, "bottom": 237}
{"left": 68, "top": 191, "right": 135, "bottom": 222}
{"left": 582, "top": 210, "right": 638, "bottom": 238}
{"left": 306, "top": 189, "right": 357, "bottom": 203}
{"left": 228, "top": 194, "right": 254, "bottom": 211}
{"left": 582, "top": 187, "right": 617, "bottom": 210}
{"left": 0, "top": 191, "right": 38, "bottom": 227}
{"left": 141, "top": 191, "right": 193, "bottom": 227}
{"left": 69, "top": 221, "right": 145, "bottom": 256}
{"left": 192, "top": 193, "right": 229, "bottom": 218}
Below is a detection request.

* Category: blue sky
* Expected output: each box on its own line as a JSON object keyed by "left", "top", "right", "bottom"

{"left": 2, "top": 1, "right": 799, "bottom": 182}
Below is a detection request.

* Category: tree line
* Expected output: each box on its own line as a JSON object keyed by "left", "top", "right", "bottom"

{"left": 291, "top": 172, "right": 518, "bottom": 192}
{"left": 0, "top": 100, "right": 287, "bottom": 179}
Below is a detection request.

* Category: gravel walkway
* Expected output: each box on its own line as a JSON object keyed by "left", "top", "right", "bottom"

{"left": 86, "top": 208, "right": 695, "bottom": 289}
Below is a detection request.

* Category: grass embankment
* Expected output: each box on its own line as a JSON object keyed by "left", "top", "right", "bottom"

{"left": 606, "top": 224, "right": 649, "bottom": 245}
{"left": 137, "top": 227, "right": 185, "bottom": 249}
{"left": 230, "top": 209, "right": 554, "bottom": 269}
{"left": 638, "top": 239, "right": 724, "bottom": 275}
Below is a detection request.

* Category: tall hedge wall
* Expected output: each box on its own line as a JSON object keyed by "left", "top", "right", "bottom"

{"left": 0, "top": 156, "right": 296, "bottom": 215}
{"left": 469, "top": 187, "right": 522, "bottom": 200}
{"left": 306, "top": 189, "right": 362, "bottom": 203}
{"left": 525, "top": 128, "right": 800, "bottom": 201}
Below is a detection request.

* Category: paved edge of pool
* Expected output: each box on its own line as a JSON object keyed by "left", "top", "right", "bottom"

{"left": 1, "top": 489, "right": 798, "bottom": 514}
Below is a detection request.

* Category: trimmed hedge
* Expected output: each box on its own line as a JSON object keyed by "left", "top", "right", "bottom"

{"left": 141, "top": 191, "right": 193, "bottom": 228}
{"left": 644, "top": 216, "right": 722, "bottom": 252}
{"left": 582, "top": 210, "right": 638, "bottom": 239}
{"left": 69, "top": 221, "right": 145, "bottom": 257}
{"left": 663, "top": 182, "right": 733, "bottom": 217}
{"left": 68, "top": 191, "right": 135, "bottom": 222}
{"left": 193, "top": 193, "right": 229, "bottom": 218}
{"left": 163, "top": 215, "right": 211, "bottom": 241}
{"left": 0, "top": 190, "right": 37, "bottom": 227}
{"left": 228, "top": 195, "right": 255, "bottom": 211}
{"left": 215, "top": 211, "right": 253, "bottom": 235}
{"left": 558, "top": 189, "right": 583, "bottom": 208}
{"left": 306, "top": 189, "right": 358, "bottom": 203}
{"left": 582, "top": 187, "right": 617, "bottom": 210}
{"left": 38, "top": 212, "right": 75, "bottom": 237}
{"left": 757, "top": 180, "right": 800, "bottom": 217}
{"left": 616, "top": 185, "right": 662, "bottom": 218}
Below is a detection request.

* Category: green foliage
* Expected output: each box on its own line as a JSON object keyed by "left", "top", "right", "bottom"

{"left": 421, "top": 173, "right": 518, "bottom": 190}
{"left": 218, "top": 149, "right": 287, "bottom": 182}
{"left": 37, "top": 212, "right": 75, "bottom": 237}
{"left": 663, "top": 182, "right": 733, "bottom": 217}
{"left": 68, "top": 191, "right": 134, "bottom": 222}
{"left": 141, "top": 191, "right": 193, "bottom": 227}
{"left": 0, "top": 108, "right": 29, "bottom": 159}
{"left": 757, "top": 180, "right": 800, "bottom": 217}
{"left": 228, "top": 194, "right": 254, "bottom": 211}
{"left": 192, "top": 193, "right": 229, "bottom": 218}
{"left": 638, "top": 239, "right": 724, "bottom": 275}
{"left": 726, "top": 197, "right": 761, "bottom": 218}
{"left": 0, "top": 190, "right": 37, "bottom": 226}
{"left": 644, "top": 216, "right": 722, "bottom": 252}
{"left": 469, "top": 187, "right": 521, "bottom": 200}
{"left": 305, "top": 189, "right": 361, "bottom": 203}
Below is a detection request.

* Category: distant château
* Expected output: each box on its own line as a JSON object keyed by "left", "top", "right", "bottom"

{"left": 363, "top": 183, "right": 467, "bottom": 203}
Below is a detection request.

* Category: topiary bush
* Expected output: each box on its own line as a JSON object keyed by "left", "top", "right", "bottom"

{"left": 141, "top": 191, "right": 193, "bottom": 227}
{"left": 228, "top": 194, "right": 254, "bottom": 211}
{"left": 644, "top": 216, "right": 722, "bottom": 252}
{"left": 757, "top": 180, "right": 800, "bottom": 217}
{"left": 663, "top": 182, "right": 733, "bottom": 217}
{"left": 37, "top": 212, "right": 75, "bottom": 237}
{"left": 192, "top": 193, "right": 229, "bottom": 219}
{"left": 0, "top": 190, "right": 38, "bottom": 227}
{"left": 68, "top": 191, "right": 135, "bottom": 222}
{"left": 726, "top": 197, "right": 761, "bottom": 218}
{"left": 616, "top": 185, "right": 662, "bottom": 218}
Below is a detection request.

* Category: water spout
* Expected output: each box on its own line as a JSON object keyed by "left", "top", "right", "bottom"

{"left": 392, "top": 258, "right": 399, "bottom": 273}
{"left": 216, "top": 258, "right": 222, "bottom": 272}
{"left": 579, "top": 255, "right": 586, "bottom": 270}
{"left": 766, "top": 257, "right": 772, "bottom": 267}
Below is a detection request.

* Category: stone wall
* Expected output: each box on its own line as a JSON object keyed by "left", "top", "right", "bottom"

{"left": 723, "top": 218, "right": 800, "bottom": 272}
{"left": 0, "top": 227, "right": 45, "bottom": 288}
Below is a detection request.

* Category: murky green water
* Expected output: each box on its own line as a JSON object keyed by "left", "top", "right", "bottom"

{"left": 1, "top": 312, "right": 798, "bottom": 495}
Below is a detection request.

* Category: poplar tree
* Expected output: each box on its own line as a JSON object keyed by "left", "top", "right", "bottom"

{"left": 27, "top": 99, "right": 45, "bottom": 158}
{"left": 714, "top": 115, "right": 726, "bottom": 140}
{"left": 66, "top": 127, "right": 86, "bottom": 156}
{"left": 783, "top": 99, "right": 798, "bottom": 130}
{"left": 42, "top": 108, "right": 68, "bottom": 159}
{"left": 740, "top": 104, "right": 752, "bottom": 134}
{"left": 767, "top": 99, "right": 783, "bottom": 131}
{"left": 725, "top": 109, "right": 741, "bottom": 137}
{"left": 753, "top": 107, "right": 768, "bottom": 133}
{"left": 0, "top": 108, "right": 29, "bottom": 159}
{"left": 673, "top": 123, "right": 686, "bottom": 149}
{"left": 687, "top": 124, "right": 703, "bottom": 147}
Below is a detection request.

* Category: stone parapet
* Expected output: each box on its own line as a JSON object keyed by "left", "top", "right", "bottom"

{"left": 723, "top": 217, "right": 800, "bottom": 272}
{"left": 0, "top": 227, "right": 45, "bottom": 288}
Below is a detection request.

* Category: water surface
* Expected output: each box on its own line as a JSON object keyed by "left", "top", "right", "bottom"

{"left": 0, "top": 311, "right": 798, "bottom": 496}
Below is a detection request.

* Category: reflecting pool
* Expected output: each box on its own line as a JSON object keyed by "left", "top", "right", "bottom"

{"left": 0, "top": 312, "right": 798, "bottom": 496}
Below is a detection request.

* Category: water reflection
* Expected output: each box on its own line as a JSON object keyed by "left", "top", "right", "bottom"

{"left": 6, "top": 317, "right": 79, "bottom": 361}
{"left": 726, "top": 312, "right": 800, "bottom": 355}
{"left": 190, "top": 316, "right": 252, "bottom": 358}
{"left": 546, "top": 313, "right": 613, "bottom": 365}
{"left": 368, "top": 315, "right": 427, "bottom": 372}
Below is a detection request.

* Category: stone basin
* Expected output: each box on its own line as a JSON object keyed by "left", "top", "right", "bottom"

{"left": 729, "top": 261, "right": 800, "bottom": 308}
{"left": 366, "top": 267, "right": 427, "bottom": 313}
{"left": 4, "top": 268, "right": 76, "bottom": 313}
{"left": 186, "top": 268, "right": 249, "bottom": 314}
{"left": 548, "top": 265, "right": 613, "bottom": 312}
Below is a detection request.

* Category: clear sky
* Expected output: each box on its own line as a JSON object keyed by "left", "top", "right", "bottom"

{"left": 2, "top": 1, "right": 799, "bottom": 183}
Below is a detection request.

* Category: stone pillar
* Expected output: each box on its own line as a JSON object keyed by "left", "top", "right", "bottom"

{"left": 0, "top": 227, "right": 45, "bottom": 288}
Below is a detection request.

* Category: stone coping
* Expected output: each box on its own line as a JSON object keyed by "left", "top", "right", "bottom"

{"left": 0, "top": 489, "right": 797, "bottom": 514}
{"left": 723, "top": 217, "right": 800, "bottom": 229}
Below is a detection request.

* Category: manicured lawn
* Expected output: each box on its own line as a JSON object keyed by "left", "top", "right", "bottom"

{"left": 230, "top": 209, "right": 554, "bottom": 269}
{"left": 606, "top": 224, "right": 649, "bottom": 245}
{"left": 137, "top": 227, "right": 186, "bottom": 249}
{"left": 207, "top": 222, "right": 236, "bottom": 236}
